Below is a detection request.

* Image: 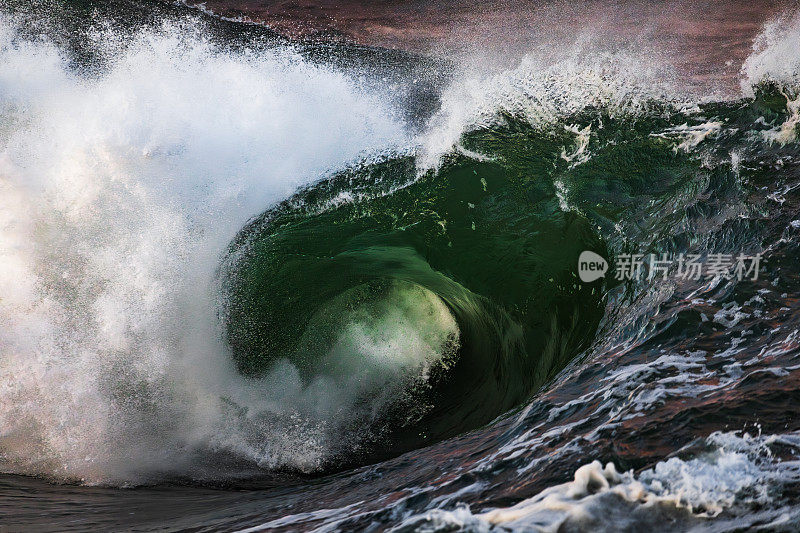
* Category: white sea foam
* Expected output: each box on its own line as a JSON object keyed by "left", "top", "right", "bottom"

{"left": 0, "top": 16, "right": 417, "bottom": 483}
{"left": 417, "top": 47, "right": 672, "bottom": 170}
{"left": 393, "top": 431, "right": 800, "bottom": 532}
{"left": 418, "top": 8, "right": 800, "bottom": 173}
{"left": 742, "top": 11, "right": 800, "bottom": 96}
{"left": 742, "top": 11, "right": 800, "bottom": 144}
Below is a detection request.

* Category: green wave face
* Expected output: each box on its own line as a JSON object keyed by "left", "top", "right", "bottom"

{"left": 220, "top": 84, "right": 797, "bottom": 465}
{"left": 221, "top": 133, "right": 607, "bottom": 461}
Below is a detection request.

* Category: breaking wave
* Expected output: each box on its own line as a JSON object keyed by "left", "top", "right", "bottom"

{"left": 1, "top": 3, "right": 800, "bottom": 532}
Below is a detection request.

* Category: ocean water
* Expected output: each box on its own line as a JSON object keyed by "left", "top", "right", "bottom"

{"left": 1, "top": 1, "right": 800, "bottom": 531}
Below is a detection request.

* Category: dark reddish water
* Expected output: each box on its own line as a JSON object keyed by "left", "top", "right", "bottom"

{"left": 183, "top": 0, "right": 788, "bottom": 92}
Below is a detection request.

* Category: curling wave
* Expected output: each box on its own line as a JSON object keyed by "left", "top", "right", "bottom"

{"left": 2, "top": 3, "right": 800, "bottom": 532}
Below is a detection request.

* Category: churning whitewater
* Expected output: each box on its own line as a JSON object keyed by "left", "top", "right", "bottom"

{"left": 2, "top": 1, "right": 800, "bottom": 531}
{"left": 0, "top": 14, "right": 411, "bottom": 482}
